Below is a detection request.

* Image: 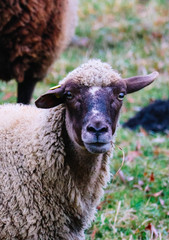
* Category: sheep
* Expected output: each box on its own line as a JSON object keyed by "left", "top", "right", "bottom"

{"left": 0, "top": 60, "right": 158, "bottom": 240}
{"left": 123, "top": 99, "right": 169, "bottom": 134}
{"left": 0, "top": 0, "right": 78, "bottom": 104}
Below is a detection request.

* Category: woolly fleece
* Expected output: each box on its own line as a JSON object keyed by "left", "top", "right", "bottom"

{"left": 0, "top": 0, "right": 78, "bottom": 83}
{"left": 0, "top": 60, "right": 119, "bottom": 239}
{"left": 60, "top": 59, "right": 121, "bottom": 86}
{"left": 0, "top": 104, "right": 111, "bottom": 239}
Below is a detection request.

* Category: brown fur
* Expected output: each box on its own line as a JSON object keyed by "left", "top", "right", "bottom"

{"left": 0, "top": 0, "right": 77, "bottom": 103}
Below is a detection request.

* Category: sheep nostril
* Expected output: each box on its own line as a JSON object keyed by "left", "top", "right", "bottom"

{"left": 87, "top": 124, "right": 108, "bottom": 134}
{"left": 100, "top": 126, "right": 108, "bottom": 133}
{"left": 87, "top": 125, "right": 96, "bottom": 133}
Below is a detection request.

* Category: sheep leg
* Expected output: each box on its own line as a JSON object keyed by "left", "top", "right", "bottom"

{"left": 17, "top": 76, "right": 39, "bottom": 104}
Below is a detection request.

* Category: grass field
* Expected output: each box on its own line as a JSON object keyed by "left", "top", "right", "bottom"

{"left": 0, "top": 0, "right": 169, "bottom": 239}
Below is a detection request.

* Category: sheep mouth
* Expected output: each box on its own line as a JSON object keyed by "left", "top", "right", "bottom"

{"left": 84, "top": 142, "right": 111, "bottom": 154}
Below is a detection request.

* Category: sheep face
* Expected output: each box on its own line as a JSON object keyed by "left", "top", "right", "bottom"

{"left": 36, "top": 80, "right": 124, "bottom": 153}
{"left": 35, "top": 60, "right": 158, "bottom": 154}
{"left": 62, "top": 80, "right": 126, "bottom": 153}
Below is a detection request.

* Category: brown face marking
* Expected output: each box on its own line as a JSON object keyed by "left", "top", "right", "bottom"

{"left": 64, "top": 80, "right": 127, "bottom": 153}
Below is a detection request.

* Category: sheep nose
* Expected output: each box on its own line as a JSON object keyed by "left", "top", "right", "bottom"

{"left": 87, "top": 122, "right": 108, "bottom": 134}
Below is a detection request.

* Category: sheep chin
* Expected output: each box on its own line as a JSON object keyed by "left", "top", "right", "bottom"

{"left": 83, "top": 142, "right": 111, "bottom": 154}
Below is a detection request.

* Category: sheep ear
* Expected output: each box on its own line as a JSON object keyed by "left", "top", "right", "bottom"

{"left": 124, "top": 72, "right": 159, "bottom": 94}
{"left": 35, "top": 85, "right": 65, "bottom": 109}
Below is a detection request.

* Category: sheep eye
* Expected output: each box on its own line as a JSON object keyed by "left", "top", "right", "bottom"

{"left": 118, "top": 92, "right": 125, "bottom": 101}
{"left": 66, "top": 91, "right": 73, "bottom": 100}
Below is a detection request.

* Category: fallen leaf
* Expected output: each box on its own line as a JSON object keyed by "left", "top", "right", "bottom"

{"left": 152, "top": 32, "right": 162, "bottom": 39}
{"left": 153, "top": 147, "right": 169, "bottom": 157}
{"left": 127, "top": 176, "right": 134, "bottom": 182}
{"left": 136, "top": 140, "right": 141, "bottom": 151}
{"left": 138, "top": 180, "right": 144, "bottom": 186}
{"left": 127, "top": 96, "right": 135, "bottom": 103}
{"left": 144, "top": 185, "right": 150, "bottom": 192}
{"left": 149, "top": 172, "right": 155, "bottom": 182}
{"left": 140, "top": 127, "right": 148, "bottom": 136}
{"left": 97, "top": 200, "right": 106, "bottom": 211}
{"left": 135, "top": 229, "right": 140, "bottom": 233}
{"left": 133, "top": 184, "right": 143, "bottom": 191}
{"left": 153, "top": 147, "right": 160, "bottom": 156}
{"left": 2, "top": 92, "right": 13, "bottom": 100}
{"left": 118, "top": 170, "right": 126, "bottom": 183}
{"left": 159, "top": 198, "right": 165, "bottom": 207}
{"left": 145, "top": 223, "right": 158, "bottom": 239}
{"left": 91, "top": 226, "right": 98, "bottom": 240}
{"left": 148, "top": 190, "right": 163, "bottom": 198}
{"left": 126, "top": 151, "right": 141, "bottom": 162}
{"left": 145, "top": 223, "right": 152, "bottom": 231}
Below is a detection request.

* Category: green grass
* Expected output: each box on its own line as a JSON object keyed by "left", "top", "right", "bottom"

{"left": 0, "top": 0, "right": 169, "bottom": 239}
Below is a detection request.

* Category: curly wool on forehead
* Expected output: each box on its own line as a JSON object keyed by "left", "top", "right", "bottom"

{"left": 60, "top": 59, "right": 121, "bottom": 86}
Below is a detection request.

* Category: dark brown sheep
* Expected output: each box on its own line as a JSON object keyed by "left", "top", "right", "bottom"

{"left": 0, "top": 0, "right": 78, "bottom": 104}
{"left": 123, "top": 99, "right": 169, "bottom": 134}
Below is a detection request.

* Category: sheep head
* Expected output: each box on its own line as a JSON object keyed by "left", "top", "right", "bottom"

{"left": 35, "top": 60, "right": 158, "bottom": 154}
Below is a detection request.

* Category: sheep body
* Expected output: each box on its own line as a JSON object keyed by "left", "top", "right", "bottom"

{"left": 0, "top": 60, "right": 158, "bottom": 239}
{"left": 0, "top": 104, "right": 110, "bottom": 240}
{"left": 0, "top": 60, "right": 113, "bottom": 239}
{"left": 0, "top": 0, "right": 78, "bottom": 103}
{"left": 123, "top": 99, "right": 169, "bottom": 133}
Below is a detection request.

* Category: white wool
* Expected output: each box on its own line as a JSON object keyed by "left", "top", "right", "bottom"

{"left": 0, "top": 58, "right": 157, "bottom": 239}
{"left": 0, "top": 59, "right": 122, "bottom": 240}
{"left": 0, "top": 102, "right": 111, "bottom": 239}
{"left": 55, "top": 0, "right": 78, "bottom": 57}
{"left": 60, "top": 59, "right": 121, "bottom": 86}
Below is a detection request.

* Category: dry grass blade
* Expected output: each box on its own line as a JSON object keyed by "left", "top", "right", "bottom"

{"left": 113, "top": 144, "right": 125, "bottom": 179}
{"left": 113, "top": 200, "right": 121, "bottom": 233}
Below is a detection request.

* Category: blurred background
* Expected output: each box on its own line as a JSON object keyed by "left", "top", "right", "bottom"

{"left": 0, "top": 0, "right": 169, "bottom": 239}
